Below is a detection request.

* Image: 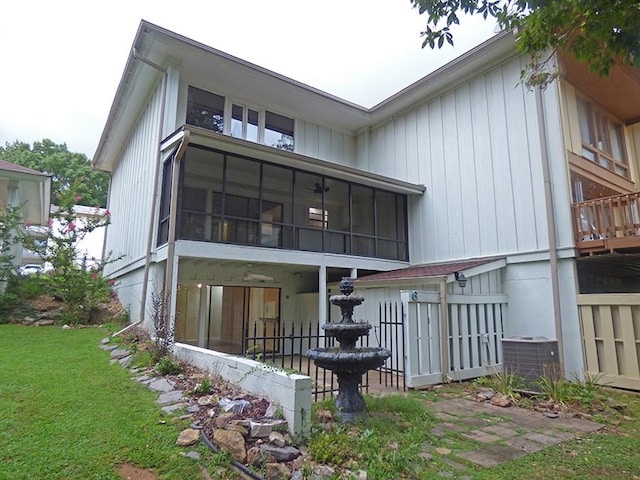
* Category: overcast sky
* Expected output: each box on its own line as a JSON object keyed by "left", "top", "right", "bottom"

{"left": 0, "top": 0, "right": 496, "bottom": 158}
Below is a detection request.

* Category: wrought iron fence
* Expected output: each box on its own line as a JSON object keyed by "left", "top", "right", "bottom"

{"left": 244, "top": 302, "right": 406, "bottom": 400}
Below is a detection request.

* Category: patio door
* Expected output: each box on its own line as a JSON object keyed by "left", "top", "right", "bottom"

{"left": 205, "top": 285, "right": 280, "bottom": 354}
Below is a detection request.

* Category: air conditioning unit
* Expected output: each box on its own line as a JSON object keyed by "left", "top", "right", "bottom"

{"left": 501, "top": 336, "right": 559, "bottom": 387}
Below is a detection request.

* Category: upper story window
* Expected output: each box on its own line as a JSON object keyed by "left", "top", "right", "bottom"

{"left": 577, "top": 95, "right": 628, "bottom": 178}
{"left": 186, "top": 86, "right": 294, "bottom": 152}
{"left": 186, "top": 87, "right": 224, "bottom": 133}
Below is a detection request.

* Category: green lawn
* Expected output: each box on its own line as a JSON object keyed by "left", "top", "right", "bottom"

{"left": 0, "top": 324, "right": 227, "bottom": 480}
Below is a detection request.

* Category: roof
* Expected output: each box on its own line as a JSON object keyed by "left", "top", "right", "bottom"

{"left": 0, "top": 159, "right": 48, "bottom": 177}
{"left": 357, "top": 257, "right": 505, "bottom": 284}
{"left": 93, "top": 20, "right": 518, "bottom": 170}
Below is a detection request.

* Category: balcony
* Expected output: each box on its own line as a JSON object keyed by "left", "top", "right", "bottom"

{"left": 573, "top": 192, "right": 640, "bottom": 254}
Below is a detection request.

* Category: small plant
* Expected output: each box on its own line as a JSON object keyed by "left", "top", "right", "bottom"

{"left": 569, "top": 372, "right": 606, "bottom": 407}
{"left": 193, "top": 376, "right": 212, "bottom": 395}
{"left": 150, "top": 291, "right": 175, "bottom": 362}
{"left": 155, "top": 356, "right": 182, "bottom": 375}
{"left": 537, "top": 364, "right": 572, "bottom": 405}
{"left": 476, "top": 367, "right": 524, "bottom": 401}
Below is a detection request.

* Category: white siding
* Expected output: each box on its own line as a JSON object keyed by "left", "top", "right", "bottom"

{"left": 363, "top": 56, "right": 552, "bottom": 264}
{"left": 295, "top": 120, "right": 357, "bottom": 166}
{"left": 104, "top": 81, "right": 164, "bottom": 275}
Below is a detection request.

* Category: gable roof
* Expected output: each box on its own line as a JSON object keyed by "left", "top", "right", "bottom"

{"left": 0, "top": 159, "right": 48, "bottom": 177}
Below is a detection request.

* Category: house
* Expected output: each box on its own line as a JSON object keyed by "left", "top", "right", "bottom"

{"left": 0, "top": 159, "right": 51, "bottom": 273}
{"left": 94, "top": 20, "right": 640, "bottom": 391}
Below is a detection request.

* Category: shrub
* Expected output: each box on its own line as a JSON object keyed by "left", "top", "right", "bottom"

{"left": 155, "top": 356, "right": 182, "bottom": 375}
{"left": 193, "top": 376, "right": 212, "bottom": 395}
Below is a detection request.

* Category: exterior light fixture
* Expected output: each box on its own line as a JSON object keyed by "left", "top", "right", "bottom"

{"left": 455, "top": 272, "right": 467, "bottom": 289}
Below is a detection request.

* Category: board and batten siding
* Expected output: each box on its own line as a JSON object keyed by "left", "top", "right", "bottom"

{"left": 295, "top": 120, "right": 357, "bottom": 167}
{"left": 104, "top": 81, "right": 165, "bottom": 276}
{"left": 362, "top": 56, "right": 556, "bottom": 264}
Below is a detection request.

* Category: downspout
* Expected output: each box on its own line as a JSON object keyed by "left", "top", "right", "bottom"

{"left": 535, "top": 84, "right": 565, "bottom": 371}
{"left": 112, "top": 49, "right": 168, "bottom": 337}
{"left": 164, "top": 131, "right": 191, "bottom": 308}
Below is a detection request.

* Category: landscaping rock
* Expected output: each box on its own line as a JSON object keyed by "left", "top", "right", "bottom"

{"left": 490, "top": 393, "right": 512, "bottom": 407}
{"left": 247, "top": 446, "right": 263, "bottom": 466}
{"left": 265, "top": 462, "right": 291, "bottom": 480}
{"left": 175, "top": 428, "right": 200, "bottom": 446}
{"left": 110, "top": 348, "right": 130, "bottom": 359}
{"left": 213, "top": 429, "right": 247, "bottom": 463}
{"left": 156, "top": 390, "right": 184, "bottom": 405}
{"left": 312, "top": 465, "right": 335, "bottom": 479}
{"left": 269, "top": 431, "right": 286, "bottom": 447}
{"left": 259, "top": 445, "right": 300, "bottom": 462}
{"left": 216, "top": 412, "right": 235, "bottom": 428}
{"left": 148, "top": 378, "right": 175, "bottom": 392}
{"left": 183, "top": 451, "right": 201, "bottom": 460}
{"left": 36, "top": 319, "right": 55, "bottom": 326}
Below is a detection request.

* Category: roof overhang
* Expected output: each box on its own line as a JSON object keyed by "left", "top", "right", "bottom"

{"left": 356, "top": 257, "right": 506, "bottom": 288}
{"left": 93, "top": 20, "right": 517, "bottom": 172}
{"left": 559, "top": 50, "right": 640, "bottom": 125}
{"left": 162, "top": 126, "right": 426, "bottom": 195}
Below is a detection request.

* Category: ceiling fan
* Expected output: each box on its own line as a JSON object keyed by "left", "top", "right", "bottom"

{"left": 308, "top": 182, "right": 329, "bottom": 195}
{"left": 241, "top": 264, "right": 274, "bottom": 282}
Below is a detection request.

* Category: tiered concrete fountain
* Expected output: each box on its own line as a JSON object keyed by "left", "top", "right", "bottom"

{"left": 306, "top": 277, "right": 391, "bottom": 422}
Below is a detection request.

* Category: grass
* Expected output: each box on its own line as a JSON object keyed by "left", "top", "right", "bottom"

{"left": 0, "top": 324, "right": 232, "bottom": 480}
{"left": 307, "top": 386, "right": 640, "bottom": 480}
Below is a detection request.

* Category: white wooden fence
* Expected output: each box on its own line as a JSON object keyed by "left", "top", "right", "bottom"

{"left": 401, "top": 291, "right": 507, "bottom": 388}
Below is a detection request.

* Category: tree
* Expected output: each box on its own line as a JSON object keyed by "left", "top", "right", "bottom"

{"left": 0, "top": 139, "right": 110, "bottom": 207}
{"left": 409, "top": 0, "right": 640, "bottom": 85}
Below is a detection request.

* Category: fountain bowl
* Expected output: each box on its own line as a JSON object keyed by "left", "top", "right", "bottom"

{"left": 305, "top": 347, "right": 391, "bottom": 373}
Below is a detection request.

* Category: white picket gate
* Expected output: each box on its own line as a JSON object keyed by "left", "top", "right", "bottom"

{"left": 401, "top": 291, "right": 507, "bottom": 388}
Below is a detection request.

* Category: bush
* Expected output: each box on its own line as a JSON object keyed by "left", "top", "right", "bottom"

{"left": 155, "top": 356, "right": 182, "bottom": 375}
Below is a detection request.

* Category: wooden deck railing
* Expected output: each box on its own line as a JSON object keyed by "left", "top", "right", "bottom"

{"left": 572, "top": 192, "right": 640, "bottom": 253}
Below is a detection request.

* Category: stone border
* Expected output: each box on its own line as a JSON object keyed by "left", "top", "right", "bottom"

{"left": 172, "top": 343, "right": 312, "bottom": 437}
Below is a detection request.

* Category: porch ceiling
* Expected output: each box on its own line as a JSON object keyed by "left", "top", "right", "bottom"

{"left": 560, "top": 51, "right": 640, "bottom": 125}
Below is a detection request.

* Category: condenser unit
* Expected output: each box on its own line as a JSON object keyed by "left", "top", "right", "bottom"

{"left": 501, "top": 336, "right": 559, "bottom": 387}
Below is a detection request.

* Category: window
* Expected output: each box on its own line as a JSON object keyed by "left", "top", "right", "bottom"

{"left": 577, "top": 95, "right": 628, "bottom": 177}
{"left": 231, "top": 104, "right": 259, "bottom": 143}
{"left": 308, "top": 207, "right": 328, "bottom": 229}
{"left": 169, "top": 145, "right": 409, "bottom": 260}
{"left": 186, "top": 86, "right": 294, "bottom": 151}
{"left": 186, "top": 87, "right": 225, "bottom": 133}
{"left": 265, "top": 111, "right": 294, "bottom": 151}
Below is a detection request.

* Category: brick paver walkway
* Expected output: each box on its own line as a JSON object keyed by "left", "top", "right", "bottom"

{"left": 425, "top": 397, "right": 603, "bottom": 469}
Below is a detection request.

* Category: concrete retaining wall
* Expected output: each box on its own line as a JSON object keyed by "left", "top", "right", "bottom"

{"left": 173, "top": 343, "right": 312, "bottom": 437}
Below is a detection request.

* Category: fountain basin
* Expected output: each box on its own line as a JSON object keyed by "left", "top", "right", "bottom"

{"left": 306, "top": 347, "right": 391, "bottom": 373}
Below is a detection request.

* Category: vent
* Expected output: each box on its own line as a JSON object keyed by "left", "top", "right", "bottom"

{"left": 501, "top": 336, "right": 559, "bottom": 387}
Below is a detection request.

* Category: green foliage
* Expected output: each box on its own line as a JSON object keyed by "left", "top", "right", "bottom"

{"left": 156, "top": 356, "right": 183, "bottom": 375}
{"left": 536, "top": 364, "right": 572, "bottom": 404}
{"left": 193, "top": 376, "right": 212, "bottom": 395}
{"left": 41, "top": 182, "right": 116, "bottom": 325}
{"left": 409, "top": 0, "right": 640, "bottom": 86}
{"left": 569, "top": 372, "right": 606, "bottom": 406}
{"left": 0, "top": 205, "right": 28, "bottom": 282}
{"left": 0, "top": 139, "right": 109, "bottom": 207}
{"left": 474, "top": 368, "right": 525, "bottom": 400}
{"left": 130, "top": 349, "right": 154, "bottom": 368}
{"left": 0, "top": 325, "right": 224, "bottom": 479}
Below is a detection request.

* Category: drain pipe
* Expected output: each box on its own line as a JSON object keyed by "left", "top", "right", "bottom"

{"left": 163, "top": 131, "right": 191, "bottom": 308}
{"left": 535, "top": 84, "right": 565, "bottom": 371}
{"left": 112, "top": 49, "right": 168, "bottom": 338}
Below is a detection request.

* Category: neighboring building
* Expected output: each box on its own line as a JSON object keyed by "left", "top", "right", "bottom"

{"left": 0, "top": 159, "right": 51, "bottom": 271}
{"left": 94, "top": 21, "right": 640, "bottom": 390}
